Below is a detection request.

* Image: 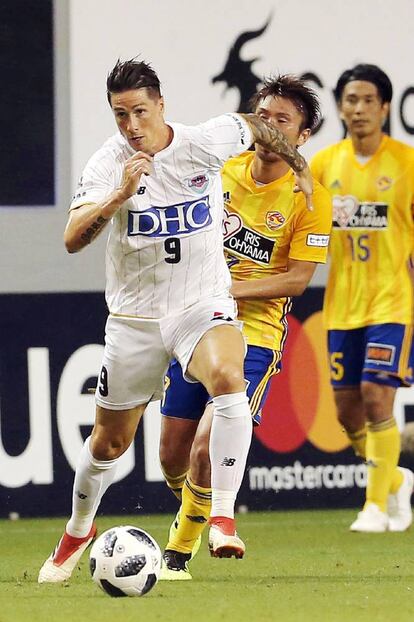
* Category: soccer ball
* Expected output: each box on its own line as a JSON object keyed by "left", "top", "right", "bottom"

{"left": 89, "top": 525, "right": 162, "bottom": 597}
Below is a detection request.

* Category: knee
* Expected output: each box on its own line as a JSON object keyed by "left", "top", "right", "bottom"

{"left": 159, "top": 442, "right": 171, "bottom": 475}
{"left": 90, "top": 432, "right": 130, "bottom": 461}
{"left": 159, "top": 445, "right": 184, "bottom": 479}
{"left": 334, "top": 391, "right": 364, "bottom": 433}
{"left": 361, "top": 383, "right": 386, "bottom": 421}
{"left": 208, "top": 362, "right": 244, "bottom": 396}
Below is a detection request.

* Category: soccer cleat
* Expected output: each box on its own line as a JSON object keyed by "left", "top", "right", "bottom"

{"left": 159, "top": 549, "right": 192, "bottom": 581}
{"left": 208, "top": 516, "right": 245, "bottom": 558}
{"left": 349, "top": 503, "right": 389, "bottom": 533}
{"left": 388, "top": 467, "right": 414, "bottom": 532}
{"left": 38, "top": 523, "right": 97, "bottom": 583}
{"left": 168, "top": 510, "right": 202, "bottom": 560}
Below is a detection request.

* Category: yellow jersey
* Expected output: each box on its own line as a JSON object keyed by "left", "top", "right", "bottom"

{"left": 311, "top": 136, "right": 414, "bottom": 330}
{"left": 222, "top": 151, "right": 332, "bottom": 350}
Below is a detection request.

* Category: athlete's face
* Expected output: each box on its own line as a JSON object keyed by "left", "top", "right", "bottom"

{"left": 110, "top": 88, "right": 167, "bottom": 154}
{"left": 254, "top": 95, "right": 310, "bottom": 163}
{"left": 339, "top": 81, "right": 389, "bottom": 139}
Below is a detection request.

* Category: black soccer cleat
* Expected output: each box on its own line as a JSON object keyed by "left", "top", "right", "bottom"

{"left": 159, "top": 549, "right": 192, "bottom": 581}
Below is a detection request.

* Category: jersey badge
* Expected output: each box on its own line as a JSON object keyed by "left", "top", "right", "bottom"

{"left": 186, "top": 173, "right": 209, "bottom": 194}
{"left": 266, "top": 211, "right": 285, "bottom": 231}
{"left": 376, "top": 176, "right": 393, "bottom": 191}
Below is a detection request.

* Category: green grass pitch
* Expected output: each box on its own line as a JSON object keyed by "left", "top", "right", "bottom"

{"left": 1, "top": 510, "right": 413, "bottom": 622}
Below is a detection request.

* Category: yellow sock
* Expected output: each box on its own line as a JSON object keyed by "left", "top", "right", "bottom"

{"left": 167, "top": 477, "right": 211, "bottom": 554}
{"left": 162, "top": 469, "right": 187, "bottom": 501}
{"left": 365, "top": 418, "right": 401, "bottom": 512}
{"left": 389, "top": 465, "right": 404, "bottom": 494}
{"left": 348, "top": 426, "right": 367, "bottom": 458}
{"left": 347, "top": 425, "right": 403, "bottom": 496}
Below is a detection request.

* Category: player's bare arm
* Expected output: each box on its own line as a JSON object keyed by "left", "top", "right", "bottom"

{"left": 241, "top": 113, "right": 314, "bottom": 210}
{"left": 242, "top": 114, "right": 307, "bottom": 172}
{"left": 64, "top": 152, "right": 153, "bottom": 253}
{"left": 230, "top": 258, "right": 316, "bottom": 299}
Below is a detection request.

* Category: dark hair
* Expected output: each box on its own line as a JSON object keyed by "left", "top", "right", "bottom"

{"left": 250, "top": 74, "right": 321, "bottom": 131}
{"left": 106, "top": 58, "right": 161, "bottom": 103}
{"left": 334, "top": 63, "right": 393, "bottom": 103}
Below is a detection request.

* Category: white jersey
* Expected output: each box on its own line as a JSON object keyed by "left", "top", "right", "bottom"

{"left": 70, "top": 113, "right": 252, "bottom": 318}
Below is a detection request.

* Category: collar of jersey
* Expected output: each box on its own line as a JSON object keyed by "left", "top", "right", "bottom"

{"left": 245, "top": 156, "right": 293, "bottom": 192}
{"left": 347, "top": 133, "right": 388, "bottom": 169}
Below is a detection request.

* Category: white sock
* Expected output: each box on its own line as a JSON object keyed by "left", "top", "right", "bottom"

{"left": 211, "top": 489, "right": 237, "bottom": 518}
{"left": 66, "top": 437, "right": 118, "bottom": 537}
{"left": 209, "top": 392, "right": 252, "bottom": 518}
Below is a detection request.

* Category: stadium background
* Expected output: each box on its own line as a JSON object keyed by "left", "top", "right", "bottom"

{"left": 0, "top": 0, "right": 413, "bottom": 517}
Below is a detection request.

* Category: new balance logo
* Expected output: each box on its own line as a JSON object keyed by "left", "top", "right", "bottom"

{"left": 186, "top": 514, "right": 208, "bottom": 523}
{"left": 76, "top": 489, "right": 88, "bottom": 499}
{"left": 211, "top": 311, "right": 233, "bottom": 322}
{"left": 221, "top": 457, "right": 236, "bottom": 466}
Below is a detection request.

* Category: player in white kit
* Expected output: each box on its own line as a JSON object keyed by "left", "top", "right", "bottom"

{"left": 38, "top": 58, "right": 313, "bottom": 583}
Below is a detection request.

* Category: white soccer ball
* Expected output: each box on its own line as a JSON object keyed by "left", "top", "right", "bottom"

{"left": 89, "top": 525, "right": 162, "bottom": 597}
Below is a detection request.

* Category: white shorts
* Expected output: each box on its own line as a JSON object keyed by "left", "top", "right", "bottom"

{"left": 95, "top": 296, "right": 241, "bottom": 410}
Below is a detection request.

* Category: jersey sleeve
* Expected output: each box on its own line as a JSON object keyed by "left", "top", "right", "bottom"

{"left": 195, "top": 113, "right": 253, "bottom": 167}
{"left": 288, "top": 183, "right": 333, "bottom": 263}
{"left": 70, "top": 150, "right": 116, "bottom": 211}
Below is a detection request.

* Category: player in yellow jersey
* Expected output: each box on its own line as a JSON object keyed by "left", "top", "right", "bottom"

{"left": 158, "top": 75, "right": 332, "bottom": 579}
{"left": 311, "top": 64, "right": 414, "bottom": 533}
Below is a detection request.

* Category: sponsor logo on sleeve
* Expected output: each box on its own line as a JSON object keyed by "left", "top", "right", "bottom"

{"left": 333, "top": 195, "right": 388, "bottom": 229}
{"left": 306, "top": 233, "right": 330, "bottom": 247}
{"left": 227, "top": 114, "right": 246, "bottom": 145}
{"left": 73, "top": 175, "right": 95, "bottom": 200}
{"left": 366, "top": 343, "right": 395, "bottom": 366}
{"left": 211, "top": 311, "right": 234, "bottom": 322}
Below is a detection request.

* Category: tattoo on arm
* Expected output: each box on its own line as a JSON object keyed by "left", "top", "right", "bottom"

{"left": 241, "top": 113, "right": 307, "bottom": 173}
{"left": 80, "top": 215, "right": 108, "bottom": 245}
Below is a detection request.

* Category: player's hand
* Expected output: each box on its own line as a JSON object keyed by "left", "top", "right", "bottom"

{"left": 293, "top": 164, "right": 314, "bottom": 211}
{"left": 118, "top": 151, "right": 153, "bottom": 201}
